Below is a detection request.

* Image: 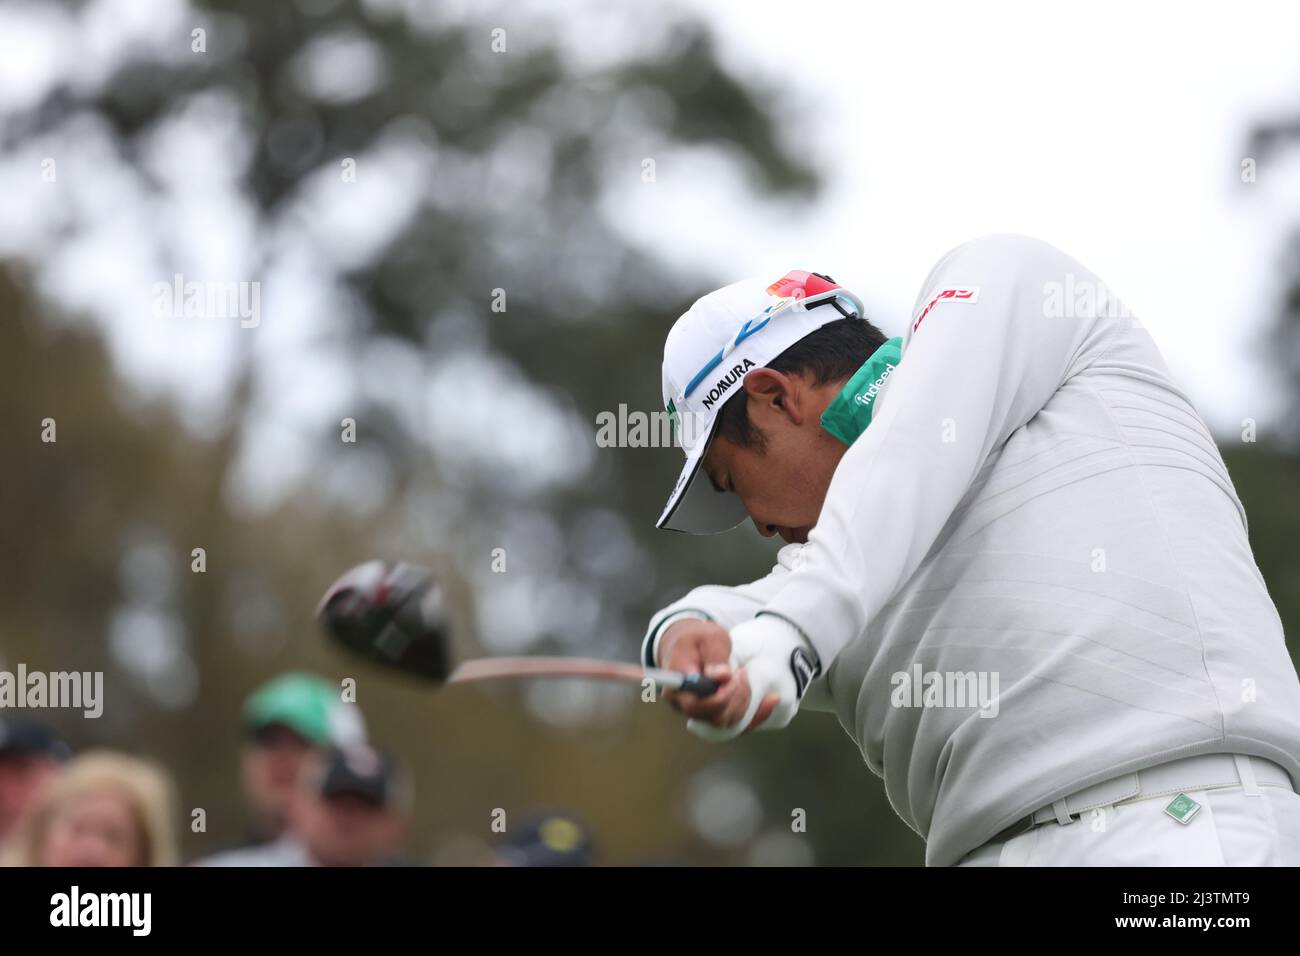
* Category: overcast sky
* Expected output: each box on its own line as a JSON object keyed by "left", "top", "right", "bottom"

{"left": 615, "top": 0, "right": 1300, "bottom": 434}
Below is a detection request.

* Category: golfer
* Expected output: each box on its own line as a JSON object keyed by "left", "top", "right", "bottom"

{"left": 644, "top": 234, "right": 1300, "bottom": 865}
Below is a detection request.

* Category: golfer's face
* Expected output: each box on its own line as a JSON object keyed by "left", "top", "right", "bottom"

{"left": 704, "top": 431, "right": 833, "bottom": 544}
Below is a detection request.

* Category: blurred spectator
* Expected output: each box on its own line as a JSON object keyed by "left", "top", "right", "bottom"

{"left": 495, "top": 812, "right": 595, "bottom": 867}
{"left": 0, "top": 750, "right": 177, "bottom": 867}
{"left": 197, "top": 743, "right": 410, "bottom": 867}
{"left": 0, "top": 719, "right": 72, "bottom": 850}
{"left": 235, "top": 672, "right": 366, "bottom": 848}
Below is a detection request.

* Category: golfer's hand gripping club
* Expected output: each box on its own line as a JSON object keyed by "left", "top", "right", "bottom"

{"left": 659, "top": 615, "right": 818, "bottom": 741}
{"left": 677, "top": 672, "right": 720, "bottom": 696}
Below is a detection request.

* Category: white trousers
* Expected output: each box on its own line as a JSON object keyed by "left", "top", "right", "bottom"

{"left": 957, "top": 755, "right": 1300, "bottom": 866}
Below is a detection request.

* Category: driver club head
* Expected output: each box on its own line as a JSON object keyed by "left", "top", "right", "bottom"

{"left": 317, "top": 560, "right": 453, "bottom": 682}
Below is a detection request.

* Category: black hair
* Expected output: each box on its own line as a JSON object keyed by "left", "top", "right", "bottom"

{"left": 714, "top": 316, "right": 888, "bottom": 450}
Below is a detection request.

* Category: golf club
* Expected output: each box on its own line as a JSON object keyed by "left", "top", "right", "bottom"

{"left": 316, "top": 560, "right": 719, "bottom": 697}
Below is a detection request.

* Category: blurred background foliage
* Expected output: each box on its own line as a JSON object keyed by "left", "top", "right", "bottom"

{"left": 0, "top": 0, "right": 1296, "bottom": 865}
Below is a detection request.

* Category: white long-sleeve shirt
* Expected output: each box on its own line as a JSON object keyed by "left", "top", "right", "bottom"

{"left": 644, "top": 234, "right": 1300, "bottom": 866}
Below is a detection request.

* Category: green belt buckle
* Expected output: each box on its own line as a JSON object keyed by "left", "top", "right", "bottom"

{"left": 1164, "top": 792, "right": 1202, "bottom": 825}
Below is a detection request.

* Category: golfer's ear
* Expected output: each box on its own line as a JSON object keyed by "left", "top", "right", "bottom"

{"left": 743, "top": 368, "right": 798, "bottom": 419}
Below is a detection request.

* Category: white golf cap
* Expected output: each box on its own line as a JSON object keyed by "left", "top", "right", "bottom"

{"left": 657, "top": 270, "right": 866, "bottom": 533}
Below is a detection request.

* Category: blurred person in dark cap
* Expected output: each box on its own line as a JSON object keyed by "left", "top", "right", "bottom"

{"left": 197, "top": 743, "right": 410, "bottom": 866}
{"left": 293, "top": 744, "right": 412, "bottom": 867}
{"left": 495, "top": 812, "right": 594, "bottom": 867}
{"left": 0, "top": 719, "right": 71, "bottom": 850}
{"left": 232, "top": 672, "right": 366, "bottom": 849}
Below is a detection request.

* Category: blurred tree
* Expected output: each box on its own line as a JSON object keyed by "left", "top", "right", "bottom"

{"left": 1238, "top": 113, "right": 1300, "bottom": 668}
{"left": 1248, "top": 120, "right": 1300, "bottom": 449}
{"left": 0, "top": 0, "right": 922, "bottom": 863}
{"left": 0, "top": 0, "right": 821, "bottom": 655}
{"left": 1221, "top": 445, "right": 1300, "bottom": 671}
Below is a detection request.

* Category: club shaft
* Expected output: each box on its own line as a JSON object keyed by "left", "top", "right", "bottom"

{"left": 447, "top": 657, "right": 717, "bottom": 695}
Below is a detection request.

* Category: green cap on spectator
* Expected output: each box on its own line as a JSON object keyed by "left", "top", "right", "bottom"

{"left": 242, "top": 672, "right": 365, "bottom": 747}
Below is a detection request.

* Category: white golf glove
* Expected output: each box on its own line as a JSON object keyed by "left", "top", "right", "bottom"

{"left": 687, "top": 614, "right": 820, "bottom": 742}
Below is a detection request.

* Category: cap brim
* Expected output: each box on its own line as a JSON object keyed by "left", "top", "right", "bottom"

{"left": 655, "top": 426, "right": 750, "bottom": 534}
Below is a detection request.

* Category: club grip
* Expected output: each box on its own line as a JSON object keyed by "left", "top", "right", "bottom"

{"left": 678, "top": 673, "right": 719, "bottom": 697}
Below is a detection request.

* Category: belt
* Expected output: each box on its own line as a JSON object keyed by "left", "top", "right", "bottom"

{"left": 988, "top": 753, "right": 1297, "bottom": 846}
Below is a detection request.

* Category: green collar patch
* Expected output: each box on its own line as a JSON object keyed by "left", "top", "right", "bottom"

{"left": 819, "top": 337, "right": 903, "bottom": 446}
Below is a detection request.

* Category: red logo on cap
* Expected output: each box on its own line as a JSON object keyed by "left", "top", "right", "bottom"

{"left": 766, "top": 270, "right": 839, "bottom": 300}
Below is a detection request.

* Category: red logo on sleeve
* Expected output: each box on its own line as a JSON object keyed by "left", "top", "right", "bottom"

{"left": 911, "top": 286, "right": 980, "bottom": 334}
